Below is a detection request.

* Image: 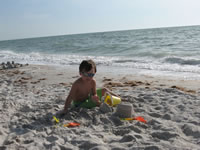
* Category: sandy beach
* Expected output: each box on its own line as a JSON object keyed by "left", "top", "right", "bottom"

{"left": 0, "top": 64, "right": 200, "bottom": 150}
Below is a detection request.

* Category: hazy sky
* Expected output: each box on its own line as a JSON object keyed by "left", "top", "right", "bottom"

{"left": 0, "top": 0, "right": 200, "bottom": 41}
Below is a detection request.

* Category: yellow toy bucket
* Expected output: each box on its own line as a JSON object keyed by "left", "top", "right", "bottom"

{"left": 104, "top": 93, "right": 121, "bottom": 107}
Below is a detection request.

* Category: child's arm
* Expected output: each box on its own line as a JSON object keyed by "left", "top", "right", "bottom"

{"left": 63, "top": 84, "right": 76, "bottom": 113}
{"left": 91, "top": 80, "right": 102, "bottom": 106}
{"left": 102, "top": 87, "right": 121, "bottom": 98}
{"left": 92, "top": 94, "right": 101, "bottom": 106}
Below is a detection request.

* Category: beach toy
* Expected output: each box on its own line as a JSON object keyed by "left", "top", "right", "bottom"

{"left": 63, "top": 122, "right": 80, "bottom": 127}
{"left": 104, "top": 93, "right": 121, "bottom": 107}
{"left": 121, "top": 116, "right": 147, "bottom": 124}
{"left": 53, "top": 116, "right": 60, "bottom": 123}
{"left": 115, "top": 103, "right": 133, "bottom": 118}
{"left": 53, "top": 116, "right": 80, "bottom": 127}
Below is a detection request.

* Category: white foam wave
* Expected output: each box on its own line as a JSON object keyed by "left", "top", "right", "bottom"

{"left": 1, "top": 50, "right": 200, "bottom": 79}
{"left": 0, "top": 50, "right": 117, "bottom": 66}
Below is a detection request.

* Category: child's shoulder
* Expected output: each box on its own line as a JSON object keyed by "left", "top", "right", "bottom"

{"left": 70, "top": 78, "right": 82, "bottom": 90}
{"left": 73, "top": 77, "right": 82, "bottom": 85}
{"left": 91, "top": 78, "right": 96, "bottom": 84}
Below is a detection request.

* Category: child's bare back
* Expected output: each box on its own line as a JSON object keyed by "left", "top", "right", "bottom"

{"left": 71, "top": 77, "right": 96, "bottom": 102}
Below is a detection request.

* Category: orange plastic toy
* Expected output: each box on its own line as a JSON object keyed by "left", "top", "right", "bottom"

{"left": 121, "top": 116, "right": 147, "bottom": 124}
{"left": 63, "top": 122, "right": 80, "bottom": 127}
{"left": 133, "top": 116, "right": 147, "bottom": 124}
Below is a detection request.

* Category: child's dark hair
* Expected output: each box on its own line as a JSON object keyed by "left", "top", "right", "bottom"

{"left": 79, "top": 59, "right": 97, "bottom": 73}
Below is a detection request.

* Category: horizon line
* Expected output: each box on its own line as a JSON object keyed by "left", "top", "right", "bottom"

{"left": 1, "top": 24, "right": 200, "bottom": 42}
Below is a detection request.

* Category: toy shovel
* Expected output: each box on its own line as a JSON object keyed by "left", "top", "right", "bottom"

{"left": 121, "top": 116, "right": 147, "bottom": 124}
{"left": 63, "top": 122, "right": 80, "bottom": 127}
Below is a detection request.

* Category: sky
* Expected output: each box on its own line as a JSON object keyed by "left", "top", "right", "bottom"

{"left": 0, "top": 0, "right": 200, "bottom": 41}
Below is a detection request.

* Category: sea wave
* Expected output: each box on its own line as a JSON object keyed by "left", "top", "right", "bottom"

{"left": 1, "top": 50, "right": 200, "bottom": 77}
{"left": 164, "top": 57, "right": 200, "bottom": 66}
{"left": 0, "top": 50, "right": 116, "bottom": 66}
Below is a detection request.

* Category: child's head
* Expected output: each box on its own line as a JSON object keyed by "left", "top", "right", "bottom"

{"left": 79, "top": 59, "right": 97, "bottom": 73}
{"left": 79, "top": 60, "right": 97, "bottom": 78}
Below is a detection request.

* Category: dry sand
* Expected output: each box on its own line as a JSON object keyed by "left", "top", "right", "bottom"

{"left": 0, "top": 64, "right": 200, "bottom": 150}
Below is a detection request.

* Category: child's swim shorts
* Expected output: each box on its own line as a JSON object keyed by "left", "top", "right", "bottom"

{"left": 72, "top": 88, "right": 103, "bottom": 109}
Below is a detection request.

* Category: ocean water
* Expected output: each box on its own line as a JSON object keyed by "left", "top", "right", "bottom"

{"left": 0, "top": 26, "right": 200, "bottom": 79}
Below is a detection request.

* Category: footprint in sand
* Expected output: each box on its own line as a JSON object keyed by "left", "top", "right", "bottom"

{"left": 181, "top": 124, "right": 200, "bottom": 138}
{"left": 151, "top": 131, "right": 178, "bottom": 141}
{"left": 119, "top": 134, "right": 136, "bottom": 143}
{"left": 162, "top": 114, "right": 171, "bottom": 120}
{"left": 148, "top": 112, "right": 162, "bottom": 118}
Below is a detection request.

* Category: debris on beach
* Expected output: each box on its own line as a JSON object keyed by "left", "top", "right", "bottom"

{"left": 0, "top": 61, "right": 28, "bottom": 70}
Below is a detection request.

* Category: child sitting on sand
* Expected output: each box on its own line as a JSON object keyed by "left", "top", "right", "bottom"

{"left": 60, "top": 59, "right": 119, "bottom": 115}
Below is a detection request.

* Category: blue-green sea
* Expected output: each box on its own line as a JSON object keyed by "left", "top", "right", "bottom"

{"left": 0, "top": 25, "right": 200, "bottom": 79}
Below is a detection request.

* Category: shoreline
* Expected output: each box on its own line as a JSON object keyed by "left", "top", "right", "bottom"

{"left": 1, "top": 63, "right": 199, "bottom": 91}
{"left": 0, "top": 64, "right": 200, "bottom": 149}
